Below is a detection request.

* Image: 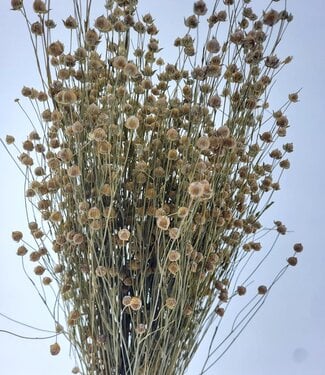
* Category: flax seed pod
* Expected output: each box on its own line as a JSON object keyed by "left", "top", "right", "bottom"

{"left": 287, "top": 257, "right": 298, "bottom": 266}
{"left": 16, "top": 246, "right": 27, "bottom": 256}
{"left": 177, "top": 206, "right": 189, "bottom": 218}
{"left": 156, "top": 215, "right": 170, "bottom": 230}
{"left": 165, "top": 297, "right": 177, "bottom": 310}
{"left": 11, "top": 0, "right": 23, "bottom": 10}
{"left": 12, "top": 231, "right": 23, "bottom": 242}
{"left": 196, "top": 136, "right": 210, "bottom": 150}
{"left": 130, "top": 297, "right": 142, "bottom": 311}
{"left": 68, "top": 165, "right": 81, "bottom": 178}
{"left": 188, "top": 181, "right": 204, "bottom": 198}
{"left": 43, "top": 277, "right": 52, "bottom": 285}
{"left": 258, "top": 285, "right": 268, "bottom": 295}
{"left": 293, "top": 243, "right": 303, "bottom": 253}
{"left": 34, "top": 265, "right": 46, "bottom": 275}
{"left": 169, "top": 227, "right": 180, "bottom": 240}
{"left": 122, "top": 296, "right": 132, "bottom": 307}
{"left": 50, "top": 343, "right": 61, "bottom": 356}
{"left": 168, "top": 262, "right": 180, "bottom": 275}
{"left": 125, "top": 115, "right": 140, "bottom": 130}
{"left": 118, "top": 229, "right": 131, "bottom": 241}
{"left": 168, "top": 250, "right": 181, "bottom": 262}
{"left": 96, "top": 266, "right": 107, "bottom": 277}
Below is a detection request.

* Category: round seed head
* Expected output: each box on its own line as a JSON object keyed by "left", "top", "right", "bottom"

{"left": 54, "top": 264, "right": 64, "bottom": 273}
{"left": 166, "top": 128, "right": 179, "bottom": 141}
{"left": 113, "top": 55, "right": 127, "bottom": 69}
{"left": 95, "top": 15, "right": 111, "bottom": 32}
{"left": 258, "top": 285, "right": 268, "bottom": 295}
{"left": 72, "top": 233, "right": 83, "bottom": 245}
{"left": 33, "top": 1, "right": 47, "bottom": 14}
{"left": 118, "top": 228, "right": 131, "bottom": 241}
{"left": 169, "top": 227, "right": 180, "bottom": 240}
{"left": 16, "top": 246, "right": 27, "bottom": 256}
{"left": 165, "top": 297, "right": 177, "bottom": 309}
{"left": 206, "top": 38, "right": 220, "bottom": 53}
{"left": 196, "top": 136, "right": 210, "bottom": 150}
{"left": 130, "top": 297, "right": 142, "bottom": 311}
{"left": 156, "top": 215, "right": 170, "bottom": 230}
{"left": 135, "top": 324, "right": 146, "bottom": 334}
{"left": 50, "top": 342, "right": 61, "bottom": 356}
{"left": 67, "top": 165, "right": 81, "bottom": 177}
{"left": 188, "top": 181, "right": 204, "bottom": 199}
{"left": 287, "top": 256, "right": 298, "bottom": 266}
{"left": 168, "top": 262, "right": 180, "bottom": 275}
{"left": 168, "top": 250, "right": 181, "bottom": 262}
{"left": 88, "top": 207, "right": 101, "bottom": 220}
{"left": 125, "top": 115, "right": 140, "bottom": 130}
{"left": 29, "top": 251, "right": 41, "bottom": 262}
{"left": 215, "top": 307, "right": 224, "bottom": 317}
{"left": 43, "top": 276, "right": 52, "bottom": 285}
{"left": 293, "top": 243, "right": 303, "bottom": 253}
{"left": 12, "top": 231, "right": 23, "bottom": 242}
{"left": 177, "top": 206, "right": 189, "bottom": 218}
{"left": 34, "top": 265, "right": 45, "bottom": 275}
{"left": 123, "top": 62, "right": 138, "bottom": 77}
{"left": 50, "top": 211, "right": 62, "bottom": 222}
{"left": 5, "top": 135, "right": 15, "bottom": 144}
{"left": 11, "top": 0, "right": 23, "bottom": 10}
{"left": 85, "top": 29, "right": 99, "bottom": 47}
{"left": 237, "top": 286, "right": 247, "bottom": 296}
{"left": 64, "top": 15, "right": 78, "bottom": 29}
{"left": 48, "top": 41, "right": 64, "bottom": 57}
{"left": 194, "top": 1, "right": 208, "bottom": 16}
{"left": 122, "top": 296, "right": 132, "bottom": 307}
{"left": 95, "top": 266, "right": 107, "bottom": 277}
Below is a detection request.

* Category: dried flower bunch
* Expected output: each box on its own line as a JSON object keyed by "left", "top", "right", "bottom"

{"left": 3, "top": 0, "right": 303, "bottom": 374}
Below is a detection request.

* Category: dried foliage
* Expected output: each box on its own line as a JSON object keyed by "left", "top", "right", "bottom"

{"left": 2, "top": 0, "right": 303, "bottom": 374}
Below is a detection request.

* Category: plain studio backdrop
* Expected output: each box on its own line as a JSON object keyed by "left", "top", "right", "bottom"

{"left": 0, "top": 1, "right": 324, "bottom": 374}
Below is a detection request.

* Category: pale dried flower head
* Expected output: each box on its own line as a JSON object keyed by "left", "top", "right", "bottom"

{"left": 156, "top": 215, "right": 170, "bottom": 230}
{"left": 125, "top": 115, "right": 140, "bottom": 130}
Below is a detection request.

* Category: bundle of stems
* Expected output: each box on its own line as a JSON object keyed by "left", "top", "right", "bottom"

{"left": 3, "top": 0, "right": 303, "bottom": 374}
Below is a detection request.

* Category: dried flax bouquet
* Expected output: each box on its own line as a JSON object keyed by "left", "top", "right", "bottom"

{"left": 3, "top": 0, "right": 303, "bottom": 374}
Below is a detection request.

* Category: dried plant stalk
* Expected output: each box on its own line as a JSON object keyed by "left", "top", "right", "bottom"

{"left": 2, "top": 0, "right": 303, "bottom": 374}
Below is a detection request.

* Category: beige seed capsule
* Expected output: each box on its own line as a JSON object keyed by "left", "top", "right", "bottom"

{"left": 122, "top": 296, "right": 132, "bottom": 307}
{"left": 287, "top": 257, "right": 298, "bottom": 266}
{"left": 135, "top": 324, "right": 146, "bottom": 334}
{"left": 125, "top": 115, "right": 140, "bottom": 130}
{"left": 168, "top": 250, "right": 181, "bottom": 262}
{"left": 118, "top": 229, "right": 131, "bottom": 241}
{"left": 156, "top": 215, "right": 170, "bottom": 230}
{"left": 177, "top": 206, "right": 189, "bottom": 218}
{"left": 258, "top": 285, "right": 268, "bottom": 295}
{"left": 88, "top": 207, "right": 101, "bottom": 220}
{"left": 293, "top": 243, "right": 303, "bottom": 253}
{"left": 196, "top": 136, "right": 210, "bottom": 150}
{"left": 168, "top": 227, "right": 180, "bottom": 240}
{"left": 165, "top": 297, "right": 177, "bottom": 310}
{"left": 67, "top": 165, "right": 81, "bottom": 177}
{"left": 34, "top": 265, "right": 46, "bottom": 275}
{"left": 43, "top": 276, "right": 52, "bottom": 285}
{"left": 5, "top": 135, "right": 15, "bottom": 144}
{"left": 168, "top": 262, "right": 180, "bottom": 275}
{"left": 188, "top": 181, "right": 204, "bottom": 198}
{"left": 50, "top": 342, "right": 61, "bottom": 356}
{"left": 16, "top": 246, "right": 27, "bottom": 256}
{"left": 12, "top": 231, "right": 23, "bottom": 242}
{"left": 130, "top": 297, "right": 142, "bottom": 311}
{"left": 96, "top": 266, "right": 107, "bottom": 277}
